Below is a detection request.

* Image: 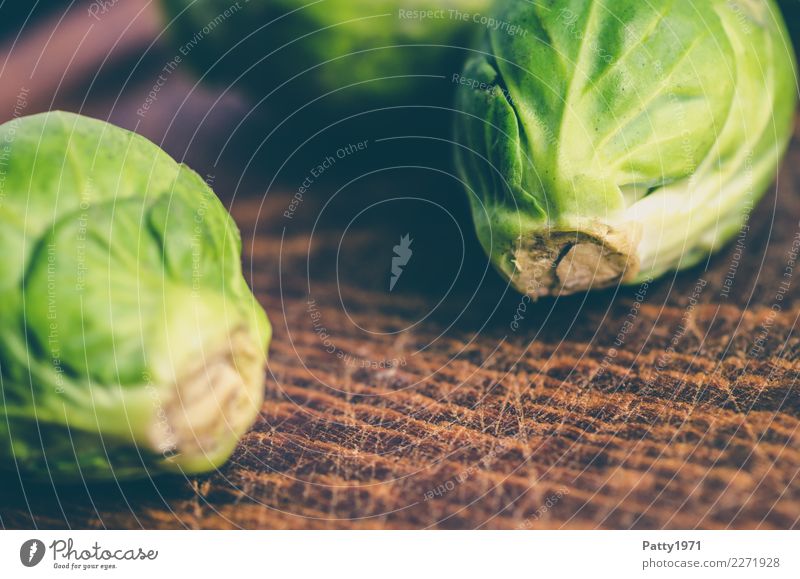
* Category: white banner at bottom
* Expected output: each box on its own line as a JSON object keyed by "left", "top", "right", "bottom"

{"left": 0, "top": 530, "right": 797, "bottom": 578}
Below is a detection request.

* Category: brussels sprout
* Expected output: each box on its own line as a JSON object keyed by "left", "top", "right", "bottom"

{"left": 161, "top": 0, "right": 491, "bottom": 109}
{"left": 0, "top": 112, "right": 270, "bottom": 481}
{"left": 454, "top": 0, "right": 797, "bottom": 297}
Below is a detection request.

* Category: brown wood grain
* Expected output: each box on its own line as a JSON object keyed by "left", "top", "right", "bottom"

{"left": 1, "top": 115, "right": 798, "bottom": 529}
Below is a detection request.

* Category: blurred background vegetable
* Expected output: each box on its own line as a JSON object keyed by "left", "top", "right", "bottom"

{"left": 454, "top": 0, "right": 797, "bottom": 298}
{"left": 0, "top": 111, "right": 270, "bottom": 481}
{"left": 161, "top": 0, "right": 491, "bottom": 114}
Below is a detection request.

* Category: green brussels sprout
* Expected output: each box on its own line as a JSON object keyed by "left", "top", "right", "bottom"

{"left": 454, "top": 0, "right": 797, "bottom": 298}
{"left": 160, "top": 0, "right": 491, "bottom": 110}
{"left": 0, "top": 112, "right": 270, "bottom": 481}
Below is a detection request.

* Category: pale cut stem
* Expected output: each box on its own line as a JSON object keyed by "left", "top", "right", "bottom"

{"left": 149, "top": 329, "right": 265, "bottom": 467}
{"left": 511, "top": 222, "right": 642, "bottom": 298}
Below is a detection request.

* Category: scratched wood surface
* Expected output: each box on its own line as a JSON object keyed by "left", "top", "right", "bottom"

{"left": 0, "top": 6, "right": 799, "bottom": 529}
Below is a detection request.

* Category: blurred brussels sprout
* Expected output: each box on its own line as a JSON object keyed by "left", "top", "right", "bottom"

{"left": 0, "top": 112, "right": 270, "bottom": 481}
{"left": 454, "top": 0, "right": 797, "bottom": 298}
{"left": 160, "top": 0, "right": 491, "bottom": 111}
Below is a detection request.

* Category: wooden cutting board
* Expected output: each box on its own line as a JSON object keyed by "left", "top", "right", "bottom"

{"left": 2, "top": 111, "right": 798, "bottom": 529}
